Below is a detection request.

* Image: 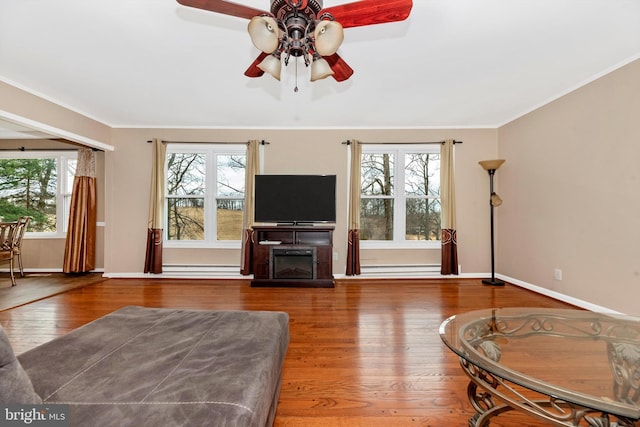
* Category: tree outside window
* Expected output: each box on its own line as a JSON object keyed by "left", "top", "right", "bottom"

{"left": 405, "top": 152, "right": 441, "bottom": 241}
{"left": 0, "top": 153, "right": 76, "bottom": 233}
{"left": 166, "top": 152, "right": 205, "bottom": 240}
{"left": 360, "top": 145, "right": 440, "bottom": 244}
{"left": 216, "top": 154, "right": 245, "bottom": 240}
{"left": 165, "top": 145, "right": 245, "bottom": 244}
{"left": 361, "top": 153, "right": 394, "bottom": 240}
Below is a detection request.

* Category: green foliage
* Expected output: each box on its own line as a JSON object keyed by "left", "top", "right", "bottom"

{"left": 0, "top": 199, "right": 46, "bottom": 223}
{"left": 0, "top": 158, "right": 58, "bottom": 232}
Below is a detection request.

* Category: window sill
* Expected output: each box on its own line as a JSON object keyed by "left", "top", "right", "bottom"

{"left": 24, "top": 232, "right": 67, "bottom": 240}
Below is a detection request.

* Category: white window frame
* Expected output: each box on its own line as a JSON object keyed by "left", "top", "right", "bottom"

{"left": 360, "top": 144, "right": 441, "bottom": 249}
{"left": 164, "top": 143, "right": 246, "bottom": 249}
{"left": 0, "top": 150, "right": 77, "bottom": 239}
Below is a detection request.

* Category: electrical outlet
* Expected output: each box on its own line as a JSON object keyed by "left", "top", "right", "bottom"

{"left": 554, "top": 268, "right": 563, "bottom": 281}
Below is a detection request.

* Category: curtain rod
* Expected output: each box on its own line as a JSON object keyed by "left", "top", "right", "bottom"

{"left": 342, "top": 140, "right": 462, "bottom": 145}
{"left": 147, "top": 140, "right": 269, "bottom": 145}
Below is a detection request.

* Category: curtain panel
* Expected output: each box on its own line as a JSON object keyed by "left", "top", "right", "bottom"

{"left": 346, "top": 140, "right": 362, "bottom": 276}
{"left": 240, "top": 140, "right": 260, "bottom": 275}
{"left": 63, "top": 148, "right": 97, "bottom": 273}
{"left": 144, "top": 139, "right": 166, "bottom": 274}
{"left": 440, "top": 139, "right": 459, "bottom": 275}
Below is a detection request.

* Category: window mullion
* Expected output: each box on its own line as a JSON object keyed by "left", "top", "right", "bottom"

{"left": 204, "top": 149, "right": 216, "bottom": 243}
{"left": 58, "top": 156, "right": 69, "bottom": 233}
{"left": 55, "top": 156, "right": 63, "bottom": 233}
{"left": 394, "top": 149, "right": 406, "bottom": 243}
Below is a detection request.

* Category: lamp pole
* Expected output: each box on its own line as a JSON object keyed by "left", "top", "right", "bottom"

{"left": 478, "top": 159, "right": 505, "bottom": 286}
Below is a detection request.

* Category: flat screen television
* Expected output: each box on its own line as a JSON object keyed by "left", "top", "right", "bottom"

{"left": 254, "top": 174, "right": 336, "bottom": 224}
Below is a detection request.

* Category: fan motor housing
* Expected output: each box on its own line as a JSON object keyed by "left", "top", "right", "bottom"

{"left": 271, "top": 0, "right": 324, "bottom": 58}
{"left": 271, "top": 0, "right": 323, "bottom": 22}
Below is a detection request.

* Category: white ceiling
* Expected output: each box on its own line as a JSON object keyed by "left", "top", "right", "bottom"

{"left": 1, "top": 0, "right": 639, "bottom": 130}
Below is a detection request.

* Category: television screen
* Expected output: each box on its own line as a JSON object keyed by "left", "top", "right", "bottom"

{"left": 254, "top": 175, "right": 336, "bottom": 224}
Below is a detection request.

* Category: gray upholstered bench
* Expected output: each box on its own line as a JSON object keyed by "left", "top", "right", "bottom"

{"left": 2, "top": 306, "right": 289, "bottom": 426}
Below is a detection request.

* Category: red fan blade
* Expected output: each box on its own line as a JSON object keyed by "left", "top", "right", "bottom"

{"left": 321, "top": 0, "right": 412, "bottom": 28}
{"left": 176, "top": 0, "right": 266, "bottom": 20}
{"left": 244, "top": 52, "right": 268, "bottom": 78}
{"left": 325, "top": 54, "right": 354, "bottom": 82}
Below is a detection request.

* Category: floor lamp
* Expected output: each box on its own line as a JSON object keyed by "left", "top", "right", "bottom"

{"left": 479, "top": 159, "right": 505, "bottom": 286}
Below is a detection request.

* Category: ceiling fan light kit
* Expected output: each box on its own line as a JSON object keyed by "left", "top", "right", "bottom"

{"left": 310, "top": 55, "right": 334, "bottom": 81}
{"left": 248, "top": 16, "right": 281, "bottom": 53}
{"left": 177, "top": 0, "right": 413, "bottom": 86}
{"left": 257, "top": 53, "right": 283, "bottom": 80}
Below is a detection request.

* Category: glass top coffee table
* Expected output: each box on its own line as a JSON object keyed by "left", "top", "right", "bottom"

{"left": 440, "top": 307, "right": 640, "bottom": 426}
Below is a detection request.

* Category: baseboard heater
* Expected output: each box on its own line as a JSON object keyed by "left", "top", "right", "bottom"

{"left": 161, "top": 265, "right": 242, "bottom": 277}
{"left": 359, "top": 264, "right": 442, "bottom": 277}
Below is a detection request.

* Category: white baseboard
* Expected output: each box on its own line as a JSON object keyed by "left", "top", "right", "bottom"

{"left": 497, "top": 273, "right": 622, "bottom": 314}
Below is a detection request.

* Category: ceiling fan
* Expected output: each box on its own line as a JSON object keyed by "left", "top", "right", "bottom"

{"left": 176, "top": 0, "right": 413, "bottom": 84}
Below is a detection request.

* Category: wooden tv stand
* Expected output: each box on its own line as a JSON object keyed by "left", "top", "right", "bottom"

{"left": 251, "top": 225, "right": 334, "bottom": 288}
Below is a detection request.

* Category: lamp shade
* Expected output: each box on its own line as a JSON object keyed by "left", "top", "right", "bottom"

{"left": 313, "top": 20, "right": 344, "bottom": 56}
{"left": 258, "top": 54, "right": 282, "bottom": 81}
{"left": 478, "top": 159, "right": 505, "bottom": 171}
{"left": 248, "top": 16, "right": 280, "bottom": 53}
{"left": 310, "top": 57, "right": 334, "bottom": 81}
{"left": 490, "top": 193, "right": 503, "bottom": 207}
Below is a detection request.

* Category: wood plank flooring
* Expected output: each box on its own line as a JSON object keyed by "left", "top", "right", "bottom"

{"left": 0, "top": 272, "right": 107, "bottom": 311}
{"left": 0, "top": 277, "right": 577, "bottom": 426}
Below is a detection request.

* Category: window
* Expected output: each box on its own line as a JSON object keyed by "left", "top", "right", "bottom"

{"left": 0, "top": 151, "right": 77, "bottom": 235}
{"left": 165, "top": 144, "right": 246, "bottom": 247}
{"left": 360, "top": 144, "right": 440, "bottom": 246}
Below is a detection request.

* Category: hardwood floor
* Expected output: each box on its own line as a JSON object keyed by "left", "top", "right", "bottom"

{"left": 0, "top": 272, "right": 107, "bottom": 311}
{"left": 0, "top": 277, "right": 576, "bottom": 426}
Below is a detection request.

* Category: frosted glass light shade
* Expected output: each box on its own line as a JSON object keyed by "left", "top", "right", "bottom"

{"left": 310, "top": 57, "right": 334, "bottom": 82}
{"left": 314, "top": 20, "right": 344, "bottom": 56}
{"left": 248, "top": 16, "right": 279, "bottom": 53}
{"left": 490, "top": 193, "right": 503, "bottom": 207}
{"left": 478, "top": 159, "right": 505, "bottom": 171}
{"left": 258, "top": 54, "right": 282, "bottom": 81}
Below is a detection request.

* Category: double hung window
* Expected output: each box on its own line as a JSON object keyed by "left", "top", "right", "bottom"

{"left": 360, "top": 144, "right": 441, "bottom": 247}
{"left": 165, "top": 144, "right": 246, "bottom": 247}
{"left": 0, "top": 151, "right": 77, "bottom": 235}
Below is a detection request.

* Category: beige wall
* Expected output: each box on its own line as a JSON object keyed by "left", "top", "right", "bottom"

{"left": 0, "top": 80, "right": 111, "bottom": 272}
{"left": 0, "top": 81, "right": 111, "bottom": 146}
{"left": 10, "top": 56, "right": 638, "bottom": 314}
{"left": 0, "top": 78, "right": 499, "bottom": 278}
{"left": 498, "top": 58, "right": 640, "bottom": 315}
{"left": 105, "top": 128, "right": 498, "bottom": 276}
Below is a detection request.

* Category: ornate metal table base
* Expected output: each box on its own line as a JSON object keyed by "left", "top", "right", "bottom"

{"left": 461, "top": 357, "right": 637, "bottom": 426}
{"left": 440, "top": 309, "right": 640, "bottom": 427}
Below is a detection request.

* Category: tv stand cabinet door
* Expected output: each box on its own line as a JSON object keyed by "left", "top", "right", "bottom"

{"left": 315, "top": 246, "right": 333, "bottom": 279}
{"left": 253, "top": 245, "right": 270, "bottom": 279}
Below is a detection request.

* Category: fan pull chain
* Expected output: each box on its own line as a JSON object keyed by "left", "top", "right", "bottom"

{"left": 294, "top": 57, "right": 299, "bottom": 93}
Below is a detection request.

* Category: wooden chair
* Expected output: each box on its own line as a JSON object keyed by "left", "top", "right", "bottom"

{"left": 0, "top": 222, "right": 18, "bottom": 286}
{"left": 13, "top": 216, "right": 31, "bottom": 277}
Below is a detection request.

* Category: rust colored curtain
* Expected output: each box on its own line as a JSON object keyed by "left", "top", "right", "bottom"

{"left": 240, "top": 140, "right": 260, "bottom": 275}
{"left": 144, "top": 139, "right": 166, "bottom": 274}
{"left": 440, "top": 139, "right": 459, "bottom": 275}
{"left": 346, "top": 140, "right": 362, "bottom": 276}
{"left": 63, "top": 148, "right": 97, "bottom": 273}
